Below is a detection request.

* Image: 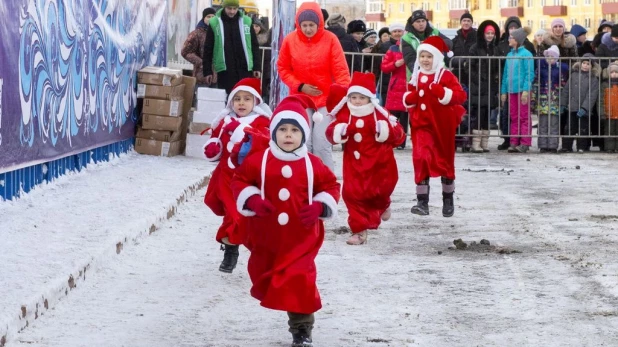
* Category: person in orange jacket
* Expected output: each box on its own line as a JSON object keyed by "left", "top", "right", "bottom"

{"left": 277, "top": 1, "right": 351, "bottom": 172}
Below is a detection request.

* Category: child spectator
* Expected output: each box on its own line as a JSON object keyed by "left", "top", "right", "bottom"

{"left": 380, "top": 37, "right": 409, "bottom": 149}
{"left": 560, "top": 54, "right": 601, "bottom": 152}
{"left": 403, "top": 36, "right": 467, "bottom": 217}
{"left": 600, "top": 62, "right": 618, "bottom": 152}
{"left": 535, "top": 45, "right": 569, "bottom": 153}
{"left": 500, "top": 27, "right": 535, "bottom": 153}
{"left": 202, "top": 78, "right": 271, "bottom": 273}
{"left": 231, "top": 95, "right": 340, "bottom": 347}
{"left": 326, "top": 72, "right": 405, "bottom": 245}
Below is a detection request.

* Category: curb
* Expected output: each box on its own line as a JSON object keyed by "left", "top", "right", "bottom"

{"left": 1, "top": 175, "right": 211, "bottom": 346}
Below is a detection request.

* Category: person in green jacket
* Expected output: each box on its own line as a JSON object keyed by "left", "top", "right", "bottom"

{"left": 202, "top": 0, "right": 261, "bottom": 95}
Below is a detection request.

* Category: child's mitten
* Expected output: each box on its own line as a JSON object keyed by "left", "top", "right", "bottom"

{"left": 429, "top": 83, "right": 446, "bottom": 99}
{"left": 246, "top": 195, "right": 275, "bottom": 217}
{"left": 577, "top": 108, "right": 587, "bottom": 118}
{"left": 299, "top": 202, "right": 324, "bottom": 227}
{"left": 204, "top": 142, "right": 221, "bottom": 159}
{"left": 223, "top": 118, "right": 241, "bottom": 134}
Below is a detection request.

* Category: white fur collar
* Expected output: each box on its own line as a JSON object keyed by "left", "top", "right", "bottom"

{"left": 268, "top": 141, "right": 308, "bottom": 161}
{"left": 347, "top": 102, "right": 375, "bottom": 116}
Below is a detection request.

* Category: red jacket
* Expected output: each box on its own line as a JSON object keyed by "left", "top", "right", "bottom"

{"left": 277, "top": 2, "right": 351, "bottom": 108}
{"left": 380, "top": 41, "right": 407, "bottom": 112}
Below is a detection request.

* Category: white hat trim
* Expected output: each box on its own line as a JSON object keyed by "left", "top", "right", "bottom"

{"left": 269, "top": 111, "right": 311, "bottom": 142}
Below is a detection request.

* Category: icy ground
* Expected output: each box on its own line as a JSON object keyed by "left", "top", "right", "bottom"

{"left": 6, "top": 142, "right": 618, "bottom": 347}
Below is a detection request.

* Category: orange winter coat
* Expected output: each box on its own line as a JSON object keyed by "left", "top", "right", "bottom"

{"left": 277, "top": 2, "right": 351, "bottom": 108}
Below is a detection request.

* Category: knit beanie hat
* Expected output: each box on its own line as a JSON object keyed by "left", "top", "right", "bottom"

{"left": 298, "top": 9, "right": 320, "bottom": 26}
{"left": 326, "top": 13, "right": 346, "bottom": 27}
{"left": 203, "top": 8, "right": 216, "bottom": 18}
{"left": 609, "top": 62, "right": 618, "bottom": 74}
{"left": 378, "top": 27, "right": 390, "bottom": 38}
{"left": 460, "top": 13, "right": 473, "bottom": 22}
{"left": 363, "top": 29, "right": 378, "bottom": 41}
{"left": 599, "top": 20, "right": 614, "bottom": 33}
{"left": 389, "top": 23, "right": 405, "bottom": 32}
{"left": 321, "top": 8, "right": 329, "bottom": 22}
{"left": 484, "top": 25, "right": 495, "bottom": 34}
{"left": 551, "top": 18, "right": 566, "bottom": 28}
{"left": 347, "top": 20, "right": 366, "bottom": 34}
{"left": 410, "top": 10, "right": 427, "bottom": 23}
{"left": 511, "top": 27, "right": 527, "bottom": 45}
{"left": 543, "top": 45, "right": 560, "bottom": 58}
{"left": 612, "top": 24, "right": 618, "bottom": 38}
{"left": 535, "top": 28, "right": 546, "bottom": 37}
{"left": 222, "top": 0, "right": 239, "bottom": 7}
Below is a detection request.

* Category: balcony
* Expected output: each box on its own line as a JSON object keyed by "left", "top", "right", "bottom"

{"left": 603, "top": 3, "right": 618, "bottom": 14}
{"left": 425, "top": 10, "right": 434, "bottom": 21}
{"left": 543, "top": 5, "right": 567, "bottom": 16}
{"left": 449, "top": 9, "right": 468, "bottom": 20}
{"left": 500, "top": 7, "right": 524, "bottom": 17}
{"left": 365, "top": 13, "right": 386, "bottom": 22}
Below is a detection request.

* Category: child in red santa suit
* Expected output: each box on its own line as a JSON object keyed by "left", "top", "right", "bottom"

{"left": 403, "top": 36, "right": 467, "bottom": 217}
{"left": 230, "top": 95, "right": 340, "bottom": 347}
{"left": 202, "top": 77, "right": 271, "bottom": 274}
{"left": 325, "top": 72, "right": 405, "bottom": 245}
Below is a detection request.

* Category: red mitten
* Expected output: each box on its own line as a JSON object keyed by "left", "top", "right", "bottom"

{"left": 403, "top": 90, "right": 418, "bottom": 107}
{"left": 246, "top": 195, "right": 275, "bottom": 217}
{"left": 429, "top": 83, "right": 446, "bottom": 99}
{"left": 204, "top": 142, "right": 221, "bottom": 159}
{"left": 299, "top": 202, "right": 324, "bottom": 227}
{"left": 223, "top": 118, "right": 241, "bottom": 134}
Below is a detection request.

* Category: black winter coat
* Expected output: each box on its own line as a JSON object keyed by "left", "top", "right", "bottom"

{"left": 327, "top": 25, "right": 362, "bottom": 73}
{"left": 451, "top": 28, "right": 478, "bottom": 84}
{"left": 401, "top": 21, "right": 452, "bottom": 75}
{"left": 595, "top": 33, "right": 618, "bottom": 68}
{"left": 467, "top": 21, "right": 501, "bottom": 108}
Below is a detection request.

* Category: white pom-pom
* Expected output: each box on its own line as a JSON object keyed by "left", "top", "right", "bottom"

{"left": 312, "top": 111, "right": 324, "bottom": 123}
{"left": 447, "top": 51, "right": 454, "bottom": 58}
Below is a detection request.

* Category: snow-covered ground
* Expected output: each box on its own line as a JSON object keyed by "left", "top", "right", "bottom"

{"left": 5, "top": 143, "right": 618, "bottom": 346}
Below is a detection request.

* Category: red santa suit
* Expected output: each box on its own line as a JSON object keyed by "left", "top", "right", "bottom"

{"left": 231, "top": 95, "right": 340, "bottom": 314}
{"left": 203, "top": 78, "right": 272, "bottom": 245}
{"left": 326, "top": 72, "right": 405, "bottom": 234}
{"left": 403, "top": 37, "right": 467, "bottom": 184}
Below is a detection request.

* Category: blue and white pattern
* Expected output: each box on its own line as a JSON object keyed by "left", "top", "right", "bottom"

{"left": 18, "top": 0, "right": 166, "bottom": 147}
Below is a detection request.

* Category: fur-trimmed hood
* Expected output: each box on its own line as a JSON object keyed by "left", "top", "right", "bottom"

{"left": 542, "top": 32, "right": 576, "bottom": 49}
{"left": 601, "top": 32, "right": 618, "bottom": 51}
{"left": 476, "top": 20, "right": 500, "bottom": 48}
{"left": 571, "top": 61, "right": 602, "bottom": 76}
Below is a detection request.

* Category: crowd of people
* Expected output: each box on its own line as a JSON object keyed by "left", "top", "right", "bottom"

{"left": 180, "top": 3, "right": 618, "bottom": 347}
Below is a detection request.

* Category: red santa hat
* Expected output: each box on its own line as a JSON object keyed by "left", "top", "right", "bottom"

{"left": 269, "top": 94, "right": 322, "bottom": 146}
{"left": 329, "top": 72, "right": 389, "bottom": 119}
{"left": 410, "top": 36, "right": 453, "bottom": 86}
{"left": 210, "top": 78, "right": 271, "bottom": 129}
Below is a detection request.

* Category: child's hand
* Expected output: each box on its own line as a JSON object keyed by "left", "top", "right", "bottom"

{"left": 560, "top": 105, "right": 568, "bottom": 114}
{"left": 403, "top": 91, "right": 418, "bottom": 108}
{"left": 246, "top": 195, "right": 275, "bottom": 217}
{"left": 204, "top": 142, "right": 221, "bottom": 159}
{"left": 223, "top": 118, "right": 241, "bottom": 134}
{"left": 428, "top": 83, "right": 446, "bottom": 99}
{"left": 577, "top": 108, "right": 587, "bottom": 118}
{"left": 299, "top": 202, "right": 324, "bottom": 227}
{"left": 520, "top": 91, "right": 529, "bottom": 105}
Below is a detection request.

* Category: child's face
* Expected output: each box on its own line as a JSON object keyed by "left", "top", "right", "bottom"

{"left": 419, "top": 51, "right": 433, "bottom": 70}
{"left": 508, "top": 36, "right": 518, "bottom": 48}
{"left": 484, "top": 30, "right": 495, "bottom": 43}
{"left": 351, "top": 32, "right": 364, "bottom": 42}
{"left": 348, "top": 92, "right": 371, "bottom": 106}
{"left": 276, "top": 123, "right": 303, "bottom": 152}
{"left": 611, "top": 71, "right": 618, "bottom": 79}
{"left": 546, "top": 57, "right": 557, "bottom": 65}
{"left": 232, "top": 91, "right": 255, "bottom": 117}
{"left": 581, "top": 61, "right": 591, "bottom": 72}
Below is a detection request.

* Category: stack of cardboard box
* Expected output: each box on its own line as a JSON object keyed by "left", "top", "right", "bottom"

{"left": 185, "top": 87, "right": 227, "bottom": 159}
{"left": 134, "top": 67, "right": 196, "bottom": 157}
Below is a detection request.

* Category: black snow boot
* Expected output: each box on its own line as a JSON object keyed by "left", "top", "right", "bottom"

{"left": 291, "top": 330, "right": 313, "bottom": 347}
{"left": 219, "top": 244, "right": 239, "bottom": 273}
{"left": 497, "top": 138, "right": 510, "bottom": 150}
{"left": 411, "top": 182, "right": 430, "bottom": 215}
{"left": 442, "top": 192, "right": 455, "bottom": 217}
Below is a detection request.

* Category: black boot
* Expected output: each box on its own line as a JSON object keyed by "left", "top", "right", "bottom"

{"left": 442, "top": 192, "right": 455, "bottom": 217}
{"left": 497, "top": 138, "right": 510, "bottom": 150}
{"left": 219, "top": 244, "right": 239, "bottom": 273}
{"left": 411, "top": 182, "right": 430, "bottom": 215}
{"left": 291, "top": 330, "right": 313, "bottom": 347}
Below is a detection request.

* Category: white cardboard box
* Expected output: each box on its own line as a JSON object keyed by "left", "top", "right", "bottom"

{"left": 193, "top": 102, "right": 224, "bottom": 124}
{"left": 197, "top": 87, "right": 227, "bottom": 101}
{"left": 185, "top": 133, "right": 208, "bottom": 159}
{"left": 197, "top": 99, "right": 225, "bottom": 113}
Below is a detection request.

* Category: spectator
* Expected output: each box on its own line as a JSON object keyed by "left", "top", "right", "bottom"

{"left": 202, "top": 0, "right": 261, "bottom": 94}
{"left": 402, "top": 10, "right": 452, "bottom": 80}
{"left": 468, "top": 20, "right": 501, "bottom": 153}
{"left": 363, "top": 29, "right": 378, "bottom": 51}
{"left": 321, "top": 8, "right": 329, "bottom": 22}
{"left": 598, "top": 20, "right": 614, "bottom": 34}
{"left": 570, "top": 24, "right": 588, "bottom": 56}
{"left": 378, "top": 27, "right": 391, "bottom": 44}
{"left": 538, "top": 19, "right": 577, "bottom": 59}
{"left": 451, "top": 12, "right": 477, "bottom": 86}
{"left": 252, "top": 17, "right": 272, "bottom": 104}
{"left": 381, "top": 36, "right": 409, "bottom": 149}
{"left": 325, "top": 14, "right": 360, "bottom": 74}
{"left": 594, "top": 25, "right": 618, "bottom": 68}
{"left": 347, "top": 20, "right": 368, "bottom": 72}
{"left": 374, "top": 23, "right": 404, "bottom": 106}
{"left": 600, "top": 62, "right": 618, "bottom": 152}
{"left": 181, "top": 8, "right": 216, "bottom": 88}
{"left": 277, "top": 1, "right": 351, "bottom": 171}
{"left": 533, "top": 29, "right": 546, "bottom": 57}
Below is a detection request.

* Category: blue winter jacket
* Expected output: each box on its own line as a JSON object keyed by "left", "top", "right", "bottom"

{"left": 501, "top": 46, "right": 535, "bottom": 94}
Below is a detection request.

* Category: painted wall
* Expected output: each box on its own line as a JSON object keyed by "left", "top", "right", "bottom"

{"left": 0, "top": 0, "right": 167, "bottom": 174}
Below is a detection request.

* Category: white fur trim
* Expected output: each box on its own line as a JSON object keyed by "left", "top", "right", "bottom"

{"left": 278, "top": 212, "right": 289, "bottom": 225}
{"left": 403, "top": 92, "right": 416, "bottom": 108}
{"left": 419, "top": 89, "right": 425, "bottom": 97}
{"left": 348, "top": 85, "right": 376, "bottom": 98}
{"left": 226, "top": 141, "right": 235, "bottom": 153}
{"left": 278, "top": 188, "right": 290, "bottom": 201}
{"left": 353, "top": 151, "right": 360, "bottom": 160}
{"left": 417, "top": 43, "right": 445, "bottom": 71}
{"left": 332, "top": 123, "right": 348, "bottom": 144}
{"left": 227, "top": 85, "right": 263, "bottom": 108}
{"left": 230, "top": 123, "right": 251, "bottom": 143}
{"left": 203, "top": 137, "right": 223, "bottom": 161}
{"left": 281, "top": 165, "right": 293, "bottom": 178}
{"left": 375, "top": 120, "right": 389, "bottom": 143}
{"left": 356, "top": 119, "right": 364, "bottom": 128}
{"left": 329, "top": 96, "right": 348, "bottom": 118}
{"left": 446, "top": 51, "right": 454, "bottom": 58}
{"left": 438, "top": 87, "right": 453, "bottom": 105}
{"left": 269, "top": 140, "right": 308, "bottom": 161}
{"left": 227, "top": 157, "right": 235, "bottom": 170}
{"left": 420, "top": 75, "right": 429, "bottom": 83}
{"left": 312, "top": 111, "right": 324, "bottom": 123}
{"left": 313, "top": 192, "right": 339, "bottom": 220}
{"left": 236, "top": 185, "right": 261, "bottom": 217}
{"left": 354, "top": 133, "right": 363, "bottom": 143}
{"left": 269, "top": 111, "right": 310, "bottom": 141}
{"left": 348, "top": 102, "right": 375, "bottom": 116}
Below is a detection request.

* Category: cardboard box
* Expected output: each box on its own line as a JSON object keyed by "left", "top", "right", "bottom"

{"left": 142, "top": 98, "right": 184, "bottom": 117}
{"left": 137, "top": 66, "right": 183, "bottom": 86}
{"left": 185, "top": 133, "right": 207, "bottom": 159}
{"left": 136, "top": 127, "right": 182, "bottom": 142}
{"left": 142, "top": 113, "right": 183, "bottom": 132}
{"left": 197, "top": 87, "right": 227, "bottom": 101}
{"left": 188, "top": 122, "right": 210, "bottom": 134}
{"left": 137, "top": 83, "right": 185, "bottom": 100}
{"left": 135, "top": 138, "right": 184, "bottom": 157}
{"left": 197, "top": 99, "right": 225, "bottom": 113}
{"left": 180, "top": 76, "right": 196, "bottom": 120}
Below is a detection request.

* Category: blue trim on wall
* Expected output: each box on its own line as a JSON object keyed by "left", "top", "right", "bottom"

{"left": 0, "top": 138, "right": 134, "bottom": 201}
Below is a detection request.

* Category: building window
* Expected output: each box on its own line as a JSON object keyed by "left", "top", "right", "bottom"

{"left": 584, "top": 0, "right": 590, "bottom": 4}
{"left": 436, "top": 1, "right": 441, "bottom": 10}
{"left": 571, "top": 0, "right": 576, "bottom": 5}
{"left": 449, "top": 0, "right": 467, "bottom": 9}
{"left": 571, "top": 18, "right": 576, "bottom": 26}
{"left": 400, "top": 2, "right": 404, "bottom": 12}
{"left": 540, "top": 0, "right": 546, "bottom": 5}
{"left": 487, "top": 0, "right": 492, "bottom": 9}
{"left": 585, "top": 18, "right": 591, "bottom": 27}
{"left": 527, "top": 20, "right": 533, "bottom": 29}
{"left": 553, "top": 0, "right": 562, "bottom": 5}
{"left": 540, "top": 19, "right": 546, "bottom": 29}
{"left": 527, "top": 0, "right": 532, "bottom": 6}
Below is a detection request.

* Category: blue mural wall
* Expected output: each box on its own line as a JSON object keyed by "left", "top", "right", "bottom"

{"left": 0, "top": 0, "right": 167, "bottom": 174}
